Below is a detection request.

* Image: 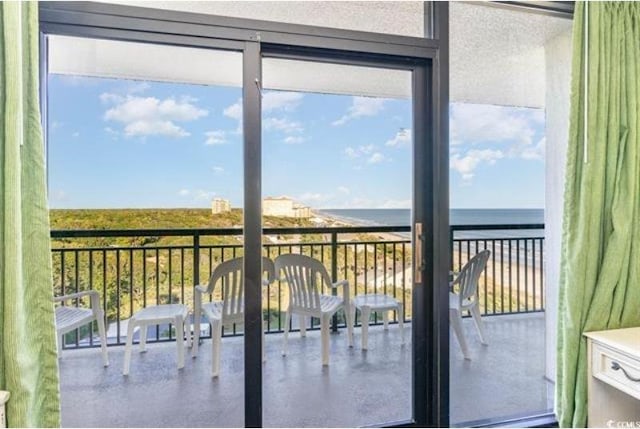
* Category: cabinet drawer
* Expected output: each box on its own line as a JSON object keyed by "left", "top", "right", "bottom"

{"left": 592, "top": 342, "right": 640, "bottom": 401}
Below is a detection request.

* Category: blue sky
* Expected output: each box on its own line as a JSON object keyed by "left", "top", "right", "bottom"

{"left": 48, "top": 75, "right": 545, "bottom": 209}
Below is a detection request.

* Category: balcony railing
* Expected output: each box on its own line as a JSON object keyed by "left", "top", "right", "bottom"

{"left": 50, "top": 224, "right": 544, "bottom": 349}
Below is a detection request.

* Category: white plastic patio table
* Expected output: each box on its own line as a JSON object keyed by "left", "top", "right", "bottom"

{"left": 352, "top": 294, "right": 404, "bottom": 350}
{"left": 123, "top": 304, "right": 190, "bottom": 375}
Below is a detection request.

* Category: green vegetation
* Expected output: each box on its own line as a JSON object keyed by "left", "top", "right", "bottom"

{"left": 51, "top": 208, "right": 320, "bottom": 231}
{"left": 51, "top": 209, "right": 412, "bottom": 343}
{"left": 51, "top": 209, "right": 539, "bottom": 345}
{"left": 51, "top": 208, "right": 318, "bottom": 247}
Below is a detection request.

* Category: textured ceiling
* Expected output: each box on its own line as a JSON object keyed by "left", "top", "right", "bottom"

{"left": 450, "top": 2, "right": 573, "bottom": 108}
{"left": 102, "top": 1, "right": 425, "bottom": 37}
{"left": 50, "top": 1, "right": 573, "bottom": 107}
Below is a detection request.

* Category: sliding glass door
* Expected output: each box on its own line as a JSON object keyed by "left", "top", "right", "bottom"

{"left": 259, "top": 56, "right": 414, "bottom": 427}
{"left": 46, "top": 34, "right": 248, "bottom": 428}
{"left": 41, "top": 4, "right": 448, "bottom": 426}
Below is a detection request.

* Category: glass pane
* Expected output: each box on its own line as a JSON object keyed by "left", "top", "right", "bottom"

{"left": 48, "top": 35, "right": 245, "bottom": 427}
{"left": 261, "top": 57, "right": 413, "bottom": 427}
{"left": 449, "top": 2, "right": 572, "bottom": 425}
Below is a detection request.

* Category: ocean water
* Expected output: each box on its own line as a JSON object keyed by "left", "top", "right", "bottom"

{"left": 320, "top": 208, "right": 543, "bottom": 226}
{"left": 319, "top": 208, "right": 544, "bottom": 239}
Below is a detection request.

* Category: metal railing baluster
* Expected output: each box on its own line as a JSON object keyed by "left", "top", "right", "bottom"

{"left": 50, "top": 224, "right": 544, "bottom": 348}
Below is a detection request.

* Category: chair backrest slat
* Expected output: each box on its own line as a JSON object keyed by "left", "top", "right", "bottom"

{"left": 274, "top": 254, "right": 331, "bottom": 312}
{"left": 457, "top": 249, "right": 491, "bottom": 306}
{"left": 204, "top": 256, "right": 276, "bottom": 318}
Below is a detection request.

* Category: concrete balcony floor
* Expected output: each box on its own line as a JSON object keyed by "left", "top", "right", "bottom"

{"left": 59, "top": 313, "right": 552, "bottom": 427}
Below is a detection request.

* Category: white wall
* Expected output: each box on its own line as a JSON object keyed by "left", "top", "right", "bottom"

{"left": 544, "top": 29, "right": 573, "bottom": 382}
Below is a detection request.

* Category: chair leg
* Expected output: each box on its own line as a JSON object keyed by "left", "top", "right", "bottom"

{"left": 470, "top": 304, "right": 488, "bottom": 345}
{"left": 397, "top": 304, "right": 405, "bottom": 345}
{"left": 361, "top": 306, "right": 371, "bottom": 350}
{"left": 299, "top": 316, "right": 307, "bottom": 338}
{"left": 450, "top": 308, "right": 470, "bottom": 360}
{"left": 346, "top": 304, "right": 354, "bottom": 348}
{"left": 184, "top": 316, "right": 192, "bottom": 349}
{"left": 57, "top": 333, "right": 63, "bottom": 359}
{"left": 175, "top": 315, "right": 185, "bottom": 370}
{"left": 139, "top": 324, "right": 148, "bottom": 353}
{"left": 123, "top": 318, "right": 136, "bottom": 375}
{"left": 382, "top": 311, "right": 389, "bottom": 330}
{"left": 282, "top": 310, "right": 291, "bottom": 356}
{"left": 262, "top": 320, "right": 266, "bottom": 363}
{"left": 96, "top": 312, "right": 109, "bottom": 366}
{"left": 321, "top": 314, "right": 330, "bottom": 366}
{"left": 192, "top": 310, "right": 200, "bottom": 358}
{"left": 211, "top": 320, "right": 222, "bottom": 377}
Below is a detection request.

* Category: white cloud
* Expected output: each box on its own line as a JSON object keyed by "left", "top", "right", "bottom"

{"left": 283, "top": 136, "right": 305, "bottom": 144}
{"left": 386, "top": 128, "right": 411, "bottom": 147}
{"left": 337, "top": 186, "right": 350, "bottom": 195}
{"left": 178, "top": 189, "right": 190, "bottom": 196}
{"left": 205, "top": 130, "right": 227, "bottom": 145}
{"left": 212, "top": 166, "right": 225, "bottom": 175}
{"left": 264, "top": 117, "right": 303, "bottom": 134}
{"left": 102, "top": 95, "right": 208, "bottom": 138}
{"left": 360, "top": 144, "right": 375, "bottom": 154}
{"left": 223, "top": 100, "right": 243, "bottom": 121}
{"left": 450, "top": 103, "right": 546, "bottom": 163}
{"left": 221, "top": 92, "right": 303, "bottom": 136}
{"left": 105, "top": 96, "right": 207, "bottom": 123}
{"left": 72, "top": 131, "right": 80, "bottom": 138}
{"left": 344, "top": 147, "right": 358, "bottom": 159}
{"left": 332, "top": 97, "right": 385, "bottom": 126}
{"left": 222, "top": 100, "right": 244, "bottom": 135}
{"left": 344, "top": 144, "right": 377, "bottom": 160}
{"left": 451, "top": 104, "right": 535, "bottom": 145}
{"left": 100, "top": 93, "right": 124, "bottom": 104}
{"left": 263, "top": 91, "right": 303, "bottom": 112}
{"left": 517, "top": 137, "right": 545, "bottom": 160}
{"left": 124, "top": 120, "right": 189, "bottom": 138}
{"left": 450, "top": 149, "right": 504, "bottom": 182}
{"left": 367, "top": 152, "right": 386, "bottom": 164}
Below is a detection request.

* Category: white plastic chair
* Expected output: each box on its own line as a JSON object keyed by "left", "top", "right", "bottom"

{"left": 274, "top": 253, "right": 353, "bottom": 366}
{"left": 54, "top": 290, "right": 109, "bottom": 366}
{"left": 450, "top": 249, "right": 490, "bottom": 360}
{"left": 192, "top": 256, "right": 275, "bottom": 377}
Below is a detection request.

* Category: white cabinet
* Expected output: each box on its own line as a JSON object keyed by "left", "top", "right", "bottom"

{"left": 585, "top": 328, "right": 640, "bottom": 428}
{"left": 0, "top": 391, "right": 8, "bottom": 429}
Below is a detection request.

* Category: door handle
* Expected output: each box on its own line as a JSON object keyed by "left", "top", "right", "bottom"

{"left": 415, "top": 222, "right": 424, "bottom": 283}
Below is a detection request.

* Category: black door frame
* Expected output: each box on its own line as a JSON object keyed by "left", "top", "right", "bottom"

{"left": 39, "top": 2, "right": 450, "bottom": 427}
{"left": 254, "top": 41, "right": 449, "bottom": 428}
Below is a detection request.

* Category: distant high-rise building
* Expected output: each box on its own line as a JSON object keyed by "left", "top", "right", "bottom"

{"left": 211, "top": 198, "right": 231, "bottom": 214}
{"left": 263, "top": 196, "right": 311, "bottom": 218}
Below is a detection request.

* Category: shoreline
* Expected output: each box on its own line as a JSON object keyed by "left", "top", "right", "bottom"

{"left": 310, "top": 210, "right": 409, "bottom": 241}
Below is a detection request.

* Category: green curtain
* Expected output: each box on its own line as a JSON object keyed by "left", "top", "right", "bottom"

{"left": 556, "top": 2, "right": 640, "bottom": 427}
{"left": 0, "top": 2, "right": 61, "bottom": 427}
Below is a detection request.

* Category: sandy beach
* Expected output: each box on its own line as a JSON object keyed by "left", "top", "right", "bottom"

{"left": 302, "top": 210, "right": 544, "bottom": 315}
